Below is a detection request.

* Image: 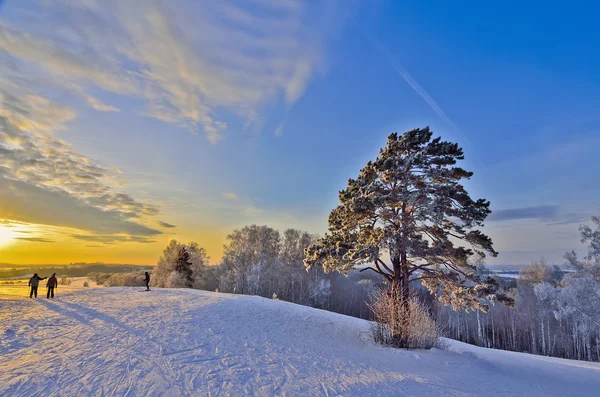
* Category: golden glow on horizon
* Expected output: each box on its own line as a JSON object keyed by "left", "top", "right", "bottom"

{"left": 0, "top": 225, "right": 227, "bottom": 265}
{"left": 0, "top": 226, "right": 15, "bottom": 246}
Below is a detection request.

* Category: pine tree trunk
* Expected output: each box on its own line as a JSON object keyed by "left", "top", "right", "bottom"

{"left": 400, "top": 251, "right": 410, "bottom": 307}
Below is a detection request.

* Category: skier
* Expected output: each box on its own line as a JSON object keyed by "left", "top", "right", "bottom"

{"left": 46, "top": 273, "right": 58, "bottom": 299}
{"left": 28, "top": 273, "right": 47, "bottom": 298}
{"left": 144, "top": 271, "right": 150, "bottom": 291}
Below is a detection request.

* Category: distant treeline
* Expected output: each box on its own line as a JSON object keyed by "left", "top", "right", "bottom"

{"left": 88, "top": 271, "right": 148, "bottom": 287}
{"left": 0, "top": 262, "right": 153, "bottom": 279}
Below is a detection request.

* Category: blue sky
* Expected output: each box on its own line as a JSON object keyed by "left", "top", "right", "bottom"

{"left": 0, "top": 0, "right": 598, "bottom": 265}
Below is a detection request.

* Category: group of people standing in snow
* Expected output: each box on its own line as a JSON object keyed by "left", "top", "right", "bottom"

{"left": 28, "top": 273, "right": 58, "bottom": 299}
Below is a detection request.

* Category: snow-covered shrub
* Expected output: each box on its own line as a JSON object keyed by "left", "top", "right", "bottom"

{"left": 370, "top": 288, "right": 440, "bottom": 349}
{"left": 534, "top": 261, "right": 600, "bottom": 361}
{"left": 87, "top": 272, "right": 111, "bottom": 285}
{"left": 308, "top": 278, "right": 331, "bottom": 308}
{"left": 104, "top": 271, "right": 147, "bottom": 287}
{"left": 154, "top": 240, "right": 211, "bottom": 289}
{"left": 166, "top": 271, "right": 192, "bottom": 288}
{"left": 59, "top": 275, "right": 70, "bottom": 285}
{"left": 272, "top": 293, "right": 278, "bottom": 300}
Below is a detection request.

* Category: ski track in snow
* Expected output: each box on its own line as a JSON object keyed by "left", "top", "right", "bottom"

{"left": 1, "top": 288, "right": 599, "bottom": 396}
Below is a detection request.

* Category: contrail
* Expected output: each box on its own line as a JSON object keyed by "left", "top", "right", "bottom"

{"left": 360, "top": 29, "right": 490, "bottom": 176}
{"left": 361, "top": 29, "right": 460, "bottom": 132}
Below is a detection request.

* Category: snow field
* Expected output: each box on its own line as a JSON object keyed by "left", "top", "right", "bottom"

{"left": 1, "top": 288, "right": 599, "bottom": 396}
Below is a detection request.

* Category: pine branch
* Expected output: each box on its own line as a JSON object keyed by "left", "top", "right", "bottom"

{"left": 409, "top": 275, "right": 440, "bottom": 283}
{"left": 360, "top": 266, "right": 392, "bottom": 281}
{"left": 376, "top": 258, "right": 394, "bottom": 275}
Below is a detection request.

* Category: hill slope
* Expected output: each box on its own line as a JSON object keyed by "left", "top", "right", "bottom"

{"left": 1, "top": 288, "right": 599, "bottom": 396}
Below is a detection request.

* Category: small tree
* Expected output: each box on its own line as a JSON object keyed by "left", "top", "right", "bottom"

{"left": 579, "top": 215, "right": 600, "bottom": 262}
{"left": 219, "top": 225, "right": 280, "bottom": 295}
{"left": 305, "top": 127, "right": 512, "bottom": 311}
{"left": 154, "top": 240, "right": 206, "bottom": 288}
{"left": 59, "top": 275, "right": 70, "bottom": 285}
{"left": 174, "top": 246, "right": 194, "bottom": 288}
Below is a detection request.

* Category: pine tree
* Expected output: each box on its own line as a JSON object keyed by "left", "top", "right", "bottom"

{"left": 175, "top": 246, "right": 194, "bottom": 288}
{"left": 579, "top": 215, "right": 600, "bottom": 262}
{"left": 304, "top": 127, "right": 513, "bottom": 311}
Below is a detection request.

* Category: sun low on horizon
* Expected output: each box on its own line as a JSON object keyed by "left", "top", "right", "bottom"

{"left": 0, "top": 225, "right": 15, "bottom": 247}
{"left": 1, "top": 0, "right": 599, "bottom": 267}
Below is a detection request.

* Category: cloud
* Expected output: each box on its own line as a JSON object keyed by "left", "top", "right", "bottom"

{"left": 274, "top": 123, "right": 284, "bottom": 137}
{"left": 0, "top": 175, "right": 161, "bottom": 236}
{"left": 223, "top": 192, "right": 239, "bottom": 200}
{"left": 0, "top": 0, "right": 345, "bottom": 142}
{"left": 545, "top": 213, "right": 590, "bottom": 226}
{"left": 0, "top": 219, "right": 24, "bottom": 227}
{"left": 488, "top": 205, "right": 559, "bottom": 221}
{"left": 488, "top": 205, "right": 589, "bottom": 226}
{"left": 80, "top": 92, "right": 120, "bottom": 113}
{"left": 157, "top": 221, "right": 176, "bottom": 229}
{"left": 0, "top": 87, "right": 161, "bottom": 240}
{"left": 71, "top": 234, "right": 156, "bottom": 245}
{"left": 242, "top": 206, "right": 263, "bottom": 217}
{"left": 14, "top": 237, "right": 55, "bottom": 243}
{"left": 221, "top": 192, "right": 264, "bottom": 217}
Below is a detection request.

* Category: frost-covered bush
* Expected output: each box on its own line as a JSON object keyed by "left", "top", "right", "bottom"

{"left": 104, "top": 271, "right": 147, "bottom": 287}
{"left": 370, "top": 288, "right": 440, "bottom": 349}
{"left": 308, "top": 278, "right": 331, "bottom": 308}
{"left": 87, "top": 272, "right": 111, "bottom": 285}
{"left": 88, "top": 271, "right": 147, "bottom": 287}
{"left": 166, "top": 271, "right": 192, "bottom": 288}
{"left": 154, "top": 240, "right": 212, "bottom": 289}
{"left": 59, "top": 275, "right": 70, "bottom": 285}
{"left": 534, "top": 261, "right": 600, "bottom": 361}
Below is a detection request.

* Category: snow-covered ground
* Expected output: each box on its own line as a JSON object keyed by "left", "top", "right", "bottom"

{"left": 1, "top": 288, "right": 599, "bottom": 396}
{"left": 0, "top": 276, "right": 100, "bottom": 297}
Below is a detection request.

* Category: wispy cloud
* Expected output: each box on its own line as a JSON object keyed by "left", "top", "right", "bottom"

{"left": 0, "top": 88, "right": 161, "bottom": 239}
{"left": 274, "top": 123, "right": 285, "bottom": 137}
{"left": 14, "top": 237, "right": 55, "bottom": 243}
{"left": 545, "top": 213, "right": 590, "bottom": 226}
{"left": 242, "top": 206, "right": 264, "bottom": 217}
{"left": 71, "top": 234, "right": 156, "bottom": 245}
{"left": 488, "top": 205, "right": 589, "bottom": 225}
{"left": 0, "top": 219, "right": 24, "bottom": 227}
{"left": 0, "top": 176, "right": 161, "bottom": 236}
{"left": 222, "top": 192, "right": 264, "bottom": 217}
{"left": 157, "top": 221, "right": 176, "bottom": 229}
{"left": 488, "top": 205, "right": 559, "bottom": 221}
{"left": 0, "top": 0, "right": 345, "bottom": 142}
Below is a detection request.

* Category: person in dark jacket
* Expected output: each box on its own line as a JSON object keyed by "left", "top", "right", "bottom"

{"left": 46, "top": 273, "right": 58, "bottom": 299}
{"left": 144, "top": 272, "right": 150, "bottom": 291}
{"left": 28, "top": 273, "right": 47, "bottom": 298}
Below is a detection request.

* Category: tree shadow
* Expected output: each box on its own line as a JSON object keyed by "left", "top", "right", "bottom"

{"left": 39, "top": 300, "right": 144, "bottom": 337}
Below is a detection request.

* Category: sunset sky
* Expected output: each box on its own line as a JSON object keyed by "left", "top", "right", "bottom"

{"left": 0, "top": 0, "right": 599, "bottom": 266}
